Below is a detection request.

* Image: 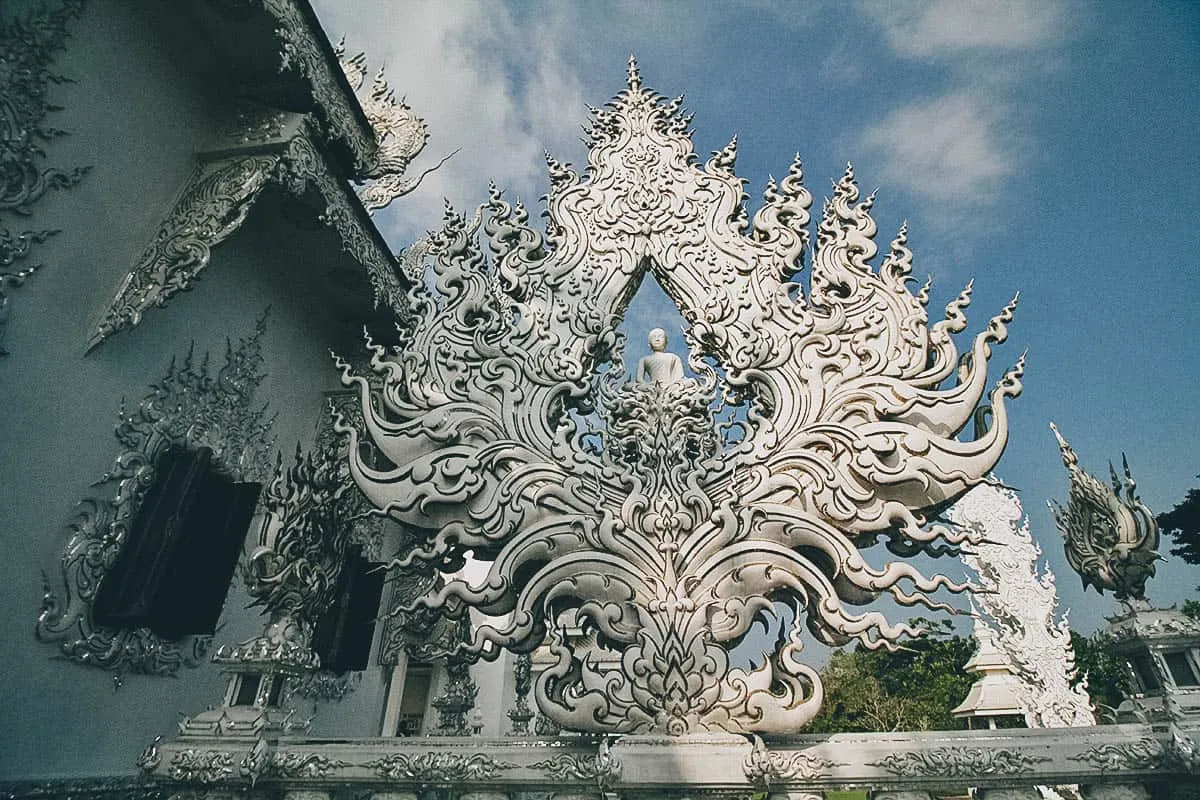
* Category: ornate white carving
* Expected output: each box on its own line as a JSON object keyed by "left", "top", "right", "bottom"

{"left": 529, "top": 741, "right": 621, "bottom": 790}
{"left": 1049, "top": 425, "right": 1159, "bottom": 602}
{"left": 1069, "top": 740, "right": 1165, "bottom": 773}
{"left": 89, "top": 154, "right": 278, "bottom": 349}
{"left": 258, "top": 0, "right": 376, "bottom": 171}
{"left": 36, "top": 318, "right": 276, "bottom": 675}
{"left": 337, "top": 60, "right": 1023, "bottom": 735}
{"left": 0, "top": 0, "right": 90, "bottom": 356}
{"left": 334, "top": 41, "right": 441, "bottom": 213}
{"left": 365, "top": 753, "right": 517, "bottom": 782}
{"left": 868, "top": 747, "right": 1049, "bottom": 777}
{"left": 743, "top": 735, "right": 837, "bottom": 789}
{"left": 950, "top": 482, "right": 1096, "bottom": 727}
{"left": 89, "top": 116, "right": 407, "bottom": 350}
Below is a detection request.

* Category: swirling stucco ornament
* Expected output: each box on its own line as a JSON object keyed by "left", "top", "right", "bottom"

{"left": 336, "top": 60, "right": 1023, "bottom": 735}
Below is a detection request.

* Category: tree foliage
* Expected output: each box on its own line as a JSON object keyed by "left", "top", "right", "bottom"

{"left": 1069, "top": 631, "right": 1128, "bottom": 719}
{"left": 807, "top": 619, "right": 975, "bottom": 733}
{"left": 806, "top": 620, "right": 1131, "bottom": 732}
{"left": 1157, "top": 483, "right": 1200, "bottom": 565}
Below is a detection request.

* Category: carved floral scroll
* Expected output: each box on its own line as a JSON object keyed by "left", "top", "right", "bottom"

{"left": 337, "top": 60, "right": 1024, "bottom": 734}
{"left": 0, "top": 0, "right": 90, "bottom": 355}
{"left": 37, "top": 318, "right": 275, "bottom": 676}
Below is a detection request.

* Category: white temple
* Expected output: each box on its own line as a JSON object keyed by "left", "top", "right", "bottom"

{"left": 2, "top": 2, "right": 1198, "bottom": 798}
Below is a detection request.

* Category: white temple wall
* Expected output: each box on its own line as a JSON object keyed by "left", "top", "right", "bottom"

{"left": 0, "top": 0, "right": 396, "bottom": 779}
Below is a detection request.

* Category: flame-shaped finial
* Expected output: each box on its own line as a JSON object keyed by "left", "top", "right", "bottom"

{"left": 1049, "top": 422, "right": 1078, "bottom": 470}
{"left": 627, "top": 54, "right": 641, "bottom": 91}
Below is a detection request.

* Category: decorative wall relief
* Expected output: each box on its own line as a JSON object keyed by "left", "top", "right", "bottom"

{"left": 0, "top": 0, "right": 90, "bottom": 355}
{"left": 529, "top": 741, "right": 621, "bottom": 790}
{"left": 743, "top": 736, "right": 837, "bottom": 789}
{"left": 258, "top": 0, "right": 377, "bottom": 172}
{"left": 88, "top": 154, "right": 278, "bottom": 349}
{"left": 364, "top": 753, "right": 517, "bottom": 782}
{"left": 950, "top": 482, "right": 1096, "bottom": 727}
{"left": 1069, "top": 740, "right": 1166, "bottom": 773}
{"left": 337, "top": 60, "right": 1024, "bottom": 735}
{"left": 88, "top": 113, "right": 408, "bottom": 351}
{"left": 868, "top": 748, "right": 1049, "bottom": 778}
{"left": 168, "top": 750, "right": 236, "bottom": 783}
{"left": 36, "top": 317, "right": 276, "bottom": 676}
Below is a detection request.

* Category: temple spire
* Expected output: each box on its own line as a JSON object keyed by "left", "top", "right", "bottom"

{"left": 627, "top": 54, "right": 641, "bottom": 91}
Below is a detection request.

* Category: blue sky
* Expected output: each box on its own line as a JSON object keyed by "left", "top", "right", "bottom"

{"left": 312, "top": 1, "right": 1200, "bottom": 635}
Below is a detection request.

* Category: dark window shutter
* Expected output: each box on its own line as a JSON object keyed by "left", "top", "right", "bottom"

{"left": 93, "top": 446, "right": 261, "bottom": 638}
{"left": 313, "top": 545, "right": 385, "bottom": 672}
{"left": 150, "top": 474, "right": 261, "bottom": 638}
{"left": 93, "top": 447, "right": 211, "bottom": 629}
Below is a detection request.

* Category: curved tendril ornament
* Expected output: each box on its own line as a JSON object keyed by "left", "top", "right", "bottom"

{"left": 335, "top": 63, "right": 1021, "bottom": 735}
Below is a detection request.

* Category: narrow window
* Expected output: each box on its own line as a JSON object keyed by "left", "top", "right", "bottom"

{"left": 1129, "top": 652, "right": 1162, "bottom": 693}
{"left": 92, "top": 446, "right": 260, "bottom": 638}
{"left": 1164, "top": 651, "right": 1200, "bottom": 687}
{"left": 396, "top": 663, "right": 432, "bottom": 736}
{"left": 233, "top": 674, "right": 261, "bottom": 707}
{"left": 312, "top": 545, "right": 386, "bottom": 672}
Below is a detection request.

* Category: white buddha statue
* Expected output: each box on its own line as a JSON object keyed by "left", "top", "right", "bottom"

{"left": 635, "top": 327, "right": 685, "bottom": 384}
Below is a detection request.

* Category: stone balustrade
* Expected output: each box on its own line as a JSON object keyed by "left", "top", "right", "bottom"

{"left": 12, "top": 723, "right": 1178, "bottom": 800}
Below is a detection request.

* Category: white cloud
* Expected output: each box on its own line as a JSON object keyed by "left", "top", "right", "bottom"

{"left": 859, "top": 0, "right": 1065, "bottom": 59}
{"left": 849, "top": 1, "right": 1071, "bottom": 238}
{"left": 311, "top": 1, "right": 591, "bottom": 246}
{"left": 859, "top": 93, "right": 1012, "bottom": 210}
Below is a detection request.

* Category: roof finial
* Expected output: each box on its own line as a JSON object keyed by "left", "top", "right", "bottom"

{"left": 1049, "top": 422, "right": 1077, "bottom": 469}
{"left": 627, "top": 54, "right": 641, "bottom": 91}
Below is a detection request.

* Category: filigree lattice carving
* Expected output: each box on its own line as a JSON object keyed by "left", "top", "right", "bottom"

{"left": 950, "top": 483, "right": 1096, "bottom": 727}
{"left": 89, "top": 117, "right": 406, "bottom": 350}
{"left": 1, "top": 0, "right": 89, "bottom": 355}
{"left": 868, "top": 747, "right": 1048, "bottom": 778}
{"left": 364, "top": 753, "right": 517, "bottom": 782}
{"left": 1050, "top": 424, "right": 1159, "bottom": 602}
{"left": 1068, "top": 739, "right": 1165, "bottom": 773}
{"left": 36, "top": 319, "right": 275, "bottom": 675}
{"left": 743, "top": 736, "right": 837, "bottom": 789}
{"left": 337, "top": 61, "right": 1023, "bottom": 734}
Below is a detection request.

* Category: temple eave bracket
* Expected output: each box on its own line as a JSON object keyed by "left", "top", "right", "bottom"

{"left": 86, "top": 111, "right": 404, "bottom": 354}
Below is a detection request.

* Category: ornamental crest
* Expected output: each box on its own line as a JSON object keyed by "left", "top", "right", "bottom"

{"left": 337, "top": 60, "right": 1022, "bottom": 735}
{"left": 1049, "top": 423, "right": 1159, "bottom": 602}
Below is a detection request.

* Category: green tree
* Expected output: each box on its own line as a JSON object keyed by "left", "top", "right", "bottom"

{"left": 1182, "top": 599, "right": 1200, "bottom": 621}
{"left": 807, "top": 619, "right": 975, "bottom": 733}
{"left": 1069, "top": 631, "right": 1128, "bottom": 720}
{"left": 1157, "top": 483, "right": 1200, "bottom": 564}
{"left": 808, "top": 621, "right": 1131, "bottom": 732}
